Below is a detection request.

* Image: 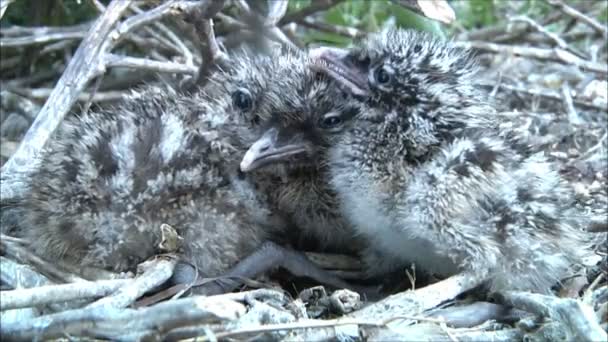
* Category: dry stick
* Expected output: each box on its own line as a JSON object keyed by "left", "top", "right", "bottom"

{"left": 0, "top": 0, "right": 132, "bottom": 202}
{"left": 509, "top": 15, "right": 570, "bottom": 50}
{"left": 265, "top": 0, "right": 289, "bottom": 27}
{"left": 7, "top": 87, "right": 124, "bottom": 103}
{"left": 561, "top": 83, "right": 582, "bottom": 125}
{"left": 1, "top": 279, "right": 130, "bottom": 311}
{"left": 0, "top": 0, "right": 16, "bottom": 19}
{"left": 496, "top": 291, "right": 607, "bottom": 342}
{"left": 454, "top": 41, "right": 607, "bottom": 75}
{"left": 0, "top": 256, "right": 52, "bottom": 290}
{"left": 0, "top": 30, "right": 87, "bottom": 47}
{"left": 299, "top": 18, "right": 362, "bottom": 39}
{"left": 129, "top": 4, "right": 194, "bottom": 65}
{"left": 205, "top": 318, "right": 386, "bottom": 341}
{"left": 480, "top": 82, "right": 607, "bottom": 112}
{"left": 104, "top": 54, "right": 198, "bottom": 75}
{"left": 0, "top": 236, "right": 86, "bottom": 283}
{"left": 279, "top": 0, "right": 344, "bottom": 25}
{"left": 187, "top": 0, "right": 228, "bottom": 85}
{"left": 234, "top": 0, "right": 296, "bottom": 50}
{"left": 0, "top": 0, "right": 203, "bottom": 203}
{"left": 350, "top": 273, "right": 480, "bottom": 321}
{"left": 546, "top": 0, "right": 608, "bottom": 39}
{"left": 369, "top": 323, "right": 523, "bottom": 342}
{"left": 88, "top": 257, "right": 177, "bottom": 310}
{"left": 0, "top": 294, "right": 246, "bottom": 341}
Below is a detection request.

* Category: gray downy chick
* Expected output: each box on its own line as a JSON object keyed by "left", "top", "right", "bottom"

{"left": 255, "top": 28, "right": 591, "bottom": 294}
{"left": 15, "top": 49, "right": 355, "bottom": 293}
{"left": 237, "top": 50, "right": 365, "bottom": 256}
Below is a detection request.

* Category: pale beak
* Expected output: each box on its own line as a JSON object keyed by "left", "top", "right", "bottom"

{"left": 309, "top": 47, "right": 370, "bottom": 97}
{"left": 240, "top": 127, "right": 308, "bottom": 172}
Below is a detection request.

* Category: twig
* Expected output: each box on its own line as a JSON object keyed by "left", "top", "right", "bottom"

{"left": 7, "top": 87, "right": 124, "bottom": 103}
{"left": 0, "top": 28, "right": 88, "bottom": 47}
{"left": 480, "top": 81, "right": 608, "bottom": 112}
{"left": 573, "top": 131, "right": 608, "bottom": 162}
{"left": 546, "top": 0, "right": 608, "bottom": 39}
{"left": 185, "top": 0, "right": 228, "bottom": 85}
{"left": 104, "top": 53, "right": 197, "bottom": 74}
{"left": 0, "top": 256, "right": 52, "bottom": 290}
{"left": 206, "top": 317, "right": 386, "bottom": 341}
{"left": 0, "top": 0, "right": 132, "bottom": 202}
{"left": 454, "top": 41, "right": 607, "bottom": 75}
{"left": 496, "top": 291, "right": 607, "bottom": 342}
{"left": 370, "top": 323, "right": 523, "bottom": 342}
{"left": 1, "top": 279, "right": 129, "bottom": 311}
{"left": 0, "top": 0, "right": 205, "bottom": 203}
{"left": 265, "top": 0, "right": 289, "bottom": 27}
{"left": 0, "top": 295, "right": 246, "bottom": 341}
{"left": 583, "top": 273, "right": 606, "bottom": 305}
{"left": 279, "top": 0, "right": 344, "bottom": 25}
{"left": 0, "top": 235, "right": 86, "bottom": 283}
{"left": 299, "top": 18, "right": 362, "bottom": 39}
{"left": 88, "top": 257, "right": 177, "bottom": 310}
{"left": 509, "top": 15, "right": 570, "bottom": 51}
{"left": 0, "top": 0, "right": 16, "bottom": 19}
{"left": 561, "top": 82, "right": 582, "bottom": 125}
{"left": 350, "top": 273, "right": 480, "bottom": 321}
{"left": 129, "top": 3, "right": 195, "bottom": 65}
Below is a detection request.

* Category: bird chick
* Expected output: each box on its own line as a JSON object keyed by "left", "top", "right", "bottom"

{"left": 234, "top": 48, "right": 365, "bottom": 256}
{"left": 16, "top": 49, "right": 355, "bottom": 293}
{"left": 251, "top": 28, "right": 590, "bottom": 293}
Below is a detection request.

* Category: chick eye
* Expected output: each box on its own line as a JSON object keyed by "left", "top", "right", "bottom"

{"left": 251, "top": 114, "right": 261, "bottom": 125}
{"left": 372, "top": 65, "right": 392, "bottom": 86}
{"left": 232, "top": 89, "right": 253, "bottom": 111}
{"left": 320, "top": 114, "right": 342, "bottom": 129}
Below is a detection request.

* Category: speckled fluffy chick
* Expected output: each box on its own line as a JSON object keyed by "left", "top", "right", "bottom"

{"left": 281, "top": 28, "right": 591, "bottom": 293}
{"left": 18, "top": 49, "right": 332, "bottom": 277}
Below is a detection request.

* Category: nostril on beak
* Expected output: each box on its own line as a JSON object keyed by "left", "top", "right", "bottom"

{"left": 258, "top": 142, "right": 270, "bottom": 153}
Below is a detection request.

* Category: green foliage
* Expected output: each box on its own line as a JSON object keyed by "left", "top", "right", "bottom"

{"left": 300, "top": 0, "right": 446, "bottom": 46}
{"left": 451, "top": 0, "right": 497, "bottom": 29}
{"left": 1, "top": 0, "right": 103, "bottom": 27}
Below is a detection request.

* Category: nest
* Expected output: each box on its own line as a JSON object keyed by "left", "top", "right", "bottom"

{"left": 1, "top": 1, "right": 606, "bottom": 341}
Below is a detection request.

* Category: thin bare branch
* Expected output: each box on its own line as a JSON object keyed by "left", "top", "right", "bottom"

{"left": 0, "top": 0, "right": 132, "bottom": 202}
{"left": 279, "top": 0, "right": 345, "bottom": 25}
{"left": 454, "top": 41, "right": 607, "bottom": 75}
{"left": 0, "top": 0, "right": 18, "bottom": 20}
{"left": 105, "top": 53, "right": 197, "bottom": 74}
{"left": 1, "top": 279, "right": 129, "bottom": 311}
{"left": 0, "top": 295, "right": 246, "bottom": 341}
{"left": 547, "top": 0, "right": 608, "bottom": 39}
{"left": 89, "top": 257, "right": 177, "bottom": 310}
{"left": 265, "top": 0, "right": 289, "bottom": 26}
{"left": 497, "top": 291, "right": 607, "bottom": 342}
{"left": 299, "top": 18, "right": 362, "bottom": 39}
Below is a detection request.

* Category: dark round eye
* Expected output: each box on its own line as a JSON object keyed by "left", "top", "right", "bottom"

{"left": 251, "top": 114, "right": 261, "bottom": 125}
{"left": 232, "top": 89, "right": 253, "bottom": 111}
{"left": 320, "top": 115, "right": 342, "bottom": 128}
{"left": 373, "top": 66, "right": 392, "bottom": 85}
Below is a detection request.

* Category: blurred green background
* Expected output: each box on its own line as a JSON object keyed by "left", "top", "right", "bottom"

{"left": 6, "top": 0, "right": 605, "bottom": 42}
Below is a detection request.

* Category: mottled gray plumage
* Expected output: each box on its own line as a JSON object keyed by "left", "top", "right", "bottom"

{"left": 220, "top": 46, "right": 364, "bottom": 255}
{"left": 21, "top": 77, "right": 267, "bottom": 277}
{"left": 256, "top": 28, "right": 591, "bottom": 293}
{"left": 11, "top": 48, "right": 365, "bottom": 293}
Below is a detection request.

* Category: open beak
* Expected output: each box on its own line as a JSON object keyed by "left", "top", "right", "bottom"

{"left": 309, "top": 47, "right": 370, "bottom": 97}
{"left": 240, "top": 127, "right": 309, "bottom": 172}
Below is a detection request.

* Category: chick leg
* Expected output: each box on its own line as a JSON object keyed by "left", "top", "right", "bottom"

{"left": 174, "top": 241, "right": 377, "bottom": 297}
